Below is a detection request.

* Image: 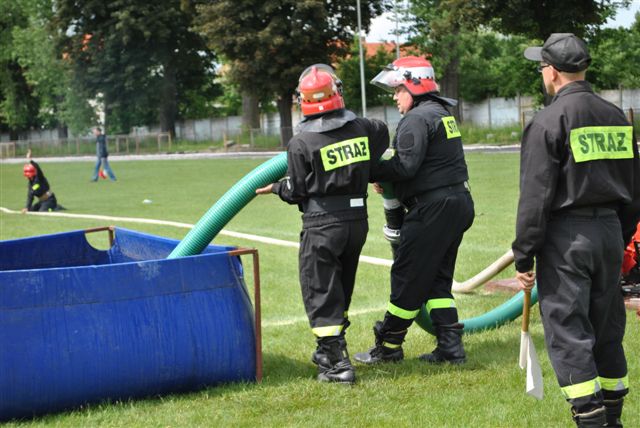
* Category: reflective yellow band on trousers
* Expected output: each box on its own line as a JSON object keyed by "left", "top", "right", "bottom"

{"left": 387, "top": 302, "right": 420, "bottom": 320}
{"left": 320, "top": 137, "right": 370, "bottom": 171}
{"left": 561, "top": 378, "right": 601, "bottom": 399}
{"left": 599, "top": 375, "right": 629, "bottom": 391}
{"left": 569, "top": 126, "right": 633, "bottom": 163}
{"left": 425, "top": 298, "right": 456, "bottom": 313}
{"left": 312, "top": 325, "right": 344, "bottom": 337}
{"left": 383, "top": 341, "right": 401, "bottom": 349}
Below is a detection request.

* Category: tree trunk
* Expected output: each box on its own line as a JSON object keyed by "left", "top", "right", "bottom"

{"left": 159, "top": 61, "right": 177, "bottom": 138}
{"left": 277, "top": 94, "right": 293, "bottom": 147}
{"left": 57, "top": 125, "right": 68, "bottom": 139}
{"left": 241, "top": 93, "right": 260, "bottom": 130}
{"left": 439, "top": 54, "right": 461, "bottom": 120}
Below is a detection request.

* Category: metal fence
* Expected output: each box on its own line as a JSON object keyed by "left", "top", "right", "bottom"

{"left": 0, "top": 132, "right": 172, "bottom": 159}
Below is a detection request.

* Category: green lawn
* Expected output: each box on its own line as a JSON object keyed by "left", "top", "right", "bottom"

{"left": 0, "top": 153, "right": 638, "bottom": 427}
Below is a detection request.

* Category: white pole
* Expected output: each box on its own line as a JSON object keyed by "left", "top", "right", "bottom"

{"left": 395, "top": 1, "right": 400, "bottom": 58}
{"left": 356, "top": 0, "right": 367, "bottom": 117}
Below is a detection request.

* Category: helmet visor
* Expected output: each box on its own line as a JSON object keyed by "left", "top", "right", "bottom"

{"left": 298, "top": 63, "right": 337, "bottom": 82}
{"left": 370, "top": 65, "right": 404, "bottom": 93}
{"left": 371, "top": 64, "right": 437, "bottom": 93}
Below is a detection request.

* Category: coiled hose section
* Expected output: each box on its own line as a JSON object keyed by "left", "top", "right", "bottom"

{"left": 168, "top": 152, "right": 537, "bottom": 334}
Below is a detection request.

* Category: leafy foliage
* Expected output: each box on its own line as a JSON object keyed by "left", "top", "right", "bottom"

{"left": 336, "top": 42, "right": 396, "bottom": 111}
{"left": 54, "top": 0, "right": 218, "bottom": 135}
{"left": 194, "top": 0, "right": 388, "bottom": 142}
{"left": 589, "top": 13, "right": 640, "bottom": 89}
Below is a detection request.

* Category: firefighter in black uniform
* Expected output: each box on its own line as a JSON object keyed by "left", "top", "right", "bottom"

{"left": 256, "top": 64, "right": 389, "bottom": 384}
{"left": 354, "top": 56, "right": 475, "bottom": 365}
{"left": 514, "top": 33, "right": 639, "bottom": 427}
{"left": 21, "top": 150, "right": 62, "bottom": 213}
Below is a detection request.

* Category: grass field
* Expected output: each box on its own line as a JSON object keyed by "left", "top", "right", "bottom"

{"left": 0, "top": 152, "right": 638, "bottom": 427}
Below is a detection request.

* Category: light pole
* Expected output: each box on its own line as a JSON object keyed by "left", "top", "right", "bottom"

{"left": 356, "top": 0, "right": 367, "bottom": 117}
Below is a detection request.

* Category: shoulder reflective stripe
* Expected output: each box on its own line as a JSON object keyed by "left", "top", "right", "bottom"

{"left": 561, "top": 378, "right": 601, "bottom": 399}
{"left": 320, "top": 136, "right": 370, "bottom": 171}
{"left": 442, "top": 116, "right": 461, "bottom": 139}
{"left": 387, "top": 302, "right": 420, "bottom": 320}
{"left": 311, "top": 325, "right": 344, "bottom": 337}
{"left": 32, "top": 183, "right": 40, "bottom": 191}
{"left": 425, "top": 298, "right": 456, "bottom": 313}
{"left": 599, "top": 375, "right": 629, "bottom": 391}
{"left": 569, "top": 126, "right": 633, "bottom": 163}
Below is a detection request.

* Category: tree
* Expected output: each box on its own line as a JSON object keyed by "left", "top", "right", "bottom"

{"left": 336, "top": 42, "right": 396, "bottom": 111}
{"left": 11, "top": 0, "right": 96, "bottom": 136}
{"left": 0, "top": 1, "right": 41, "bottom": 138}
{"left": 478, "top": 0, "right": 630, "bottom": 39}
{"left": 408, "top": 0, "right": 632, "bottom": 119}
{"left": 194, "top": 0, "right": 388, "bottom": 145}
{"left": 408, "top": 0, "right": 483, "bottom": 119}
{"left": 54, "top": 0, "right": 217, "bottom": 136}
{"left": 588, "top": 13, "right": 640, "bottom": 90}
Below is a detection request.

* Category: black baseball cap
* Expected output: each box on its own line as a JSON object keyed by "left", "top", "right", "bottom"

{"left": 524, "top": 33, "right": 591, "bottom": 72}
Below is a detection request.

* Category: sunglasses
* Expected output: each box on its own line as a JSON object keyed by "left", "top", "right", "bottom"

{"left": 537, "top": 63, "right": 551, "bottom": 72}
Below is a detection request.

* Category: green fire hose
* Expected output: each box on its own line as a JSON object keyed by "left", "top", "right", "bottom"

{"left": 168, "top": 152, "right": 537, "bottom": 334}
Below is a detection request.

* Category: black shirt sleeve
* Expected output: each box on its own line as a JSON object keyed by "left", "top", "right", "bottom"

{"left": 512, "top": 121, "right": 561, "bottom": 272}
{"left": 272, "top": 138, "right": 310, "bottom": 205}
{"left": 370, "top": 115, "right": 428, "bottom": 182}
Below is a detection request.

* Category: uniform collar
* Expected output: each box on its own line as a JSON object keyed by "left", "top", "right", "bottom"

{"left": 551, "top": 80, "right": 593, "bottom": 102}
{"left": 295, "top": 109, "right": 357, "bottom": 133}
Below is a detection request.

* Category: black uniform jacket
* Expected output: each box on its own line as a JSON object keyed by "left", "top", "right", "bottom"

{"left": 513, "top": 81, "right": 640, "bottom": 272}
{"left": 272, "top": 109, "right": 389, "bottom": 226}
{"left": 25, "top": 160, "right": 51, "bottom": 209}
{"left": 370, "top": 98, "right": 469, "bottom": 203}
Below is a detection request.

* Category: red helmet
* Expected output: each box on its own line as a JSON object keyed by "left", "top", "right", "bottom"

{"left": 297, "top": 64, "right": 345, "bottom": 117}
{"left": 23, "top": 163, "right": 36, "bottom": 179}
{"left": 371, "top": 56, "right": 438, "bottom": 96}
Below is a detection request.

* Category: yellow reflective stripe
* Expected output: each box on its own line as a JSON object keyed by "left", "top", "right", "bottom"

{"left": 32, "top": 183, "right": 40, "bottom": 190}
{"left": 320, "top": 137, "right": 370, "bottom": 171}
{"left": 569, "top": 126, "right": 633, "bottom": 163}
{"left": 561, "top": 378, "right": 601, "bottom": 399}
{"left": 599, "top": 375, "right": 629, "bottom": 391}
{"left": 387, "top": 302, "right": 419, "bottom": 320}
{"left": 311, "top": 325, "right": 343, "bottom": 337}
{"left": 425, "top": 298, "right": 456, "bottom": 313}
{"left": 442, "top": 116, "right": 461, "bottom": 139}
{"left": 383, "top": 341, "right": 401, "bottom": 349}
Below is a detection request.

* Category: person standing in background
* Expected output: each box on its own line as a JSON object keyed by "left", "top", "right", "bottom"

{"left": 91, "top": 127, "right": 117, "bottom": 181}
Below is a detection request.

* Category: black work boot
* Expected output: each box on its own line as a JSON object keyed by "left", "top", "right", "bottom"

{"left": 316, "top": 337, "right": 355, "bottom": 384}
{"left": 354, "top": 321, "right": 406, "bottom": 364}
{"left": 603, "top": 398, "right": 624, "bottom": 427}
{"left": 311, "top": 321, "right": 350, "bottom": 373}
{"left": 572, "top": 406, "right": 606, "bottom": 427}
{"left": 419, "top": 323, "right": 466, "bottom": 364}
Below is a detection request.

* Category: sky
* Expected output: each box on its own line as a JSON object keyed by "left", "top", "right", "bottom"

{"left": 366, "top": 1, "right": 640, "bottom": 42}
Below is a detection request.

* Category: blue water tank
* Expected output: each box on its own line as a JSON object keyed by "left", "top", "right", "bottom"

{"left": 0, "top": 228, "right": 256, "bottom": 420}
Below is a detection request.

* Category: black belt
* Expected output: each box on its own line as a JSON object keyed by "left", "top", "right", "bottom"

{"left": 553, "top": 205, "right": 618, "bottom": 218}
{"left": 403, "top": 182, "right": 469, "bottom": 210}
{"left": 302, "top": 194, "right": 366, "bottom": 213}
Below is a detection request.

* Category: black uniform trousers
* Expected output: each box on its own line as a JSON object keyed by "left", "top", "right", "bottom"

{"left": 386, "top": 190, "right": 474, "bottom": 330}
{"left": 30, "top": 194, "right": 57, "bottom": 212}
{"left": 537, "top": 210, "right": 628, "bottom": 412}
{"left": 299, "top": 219, "right": 368, "bottom": 336}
